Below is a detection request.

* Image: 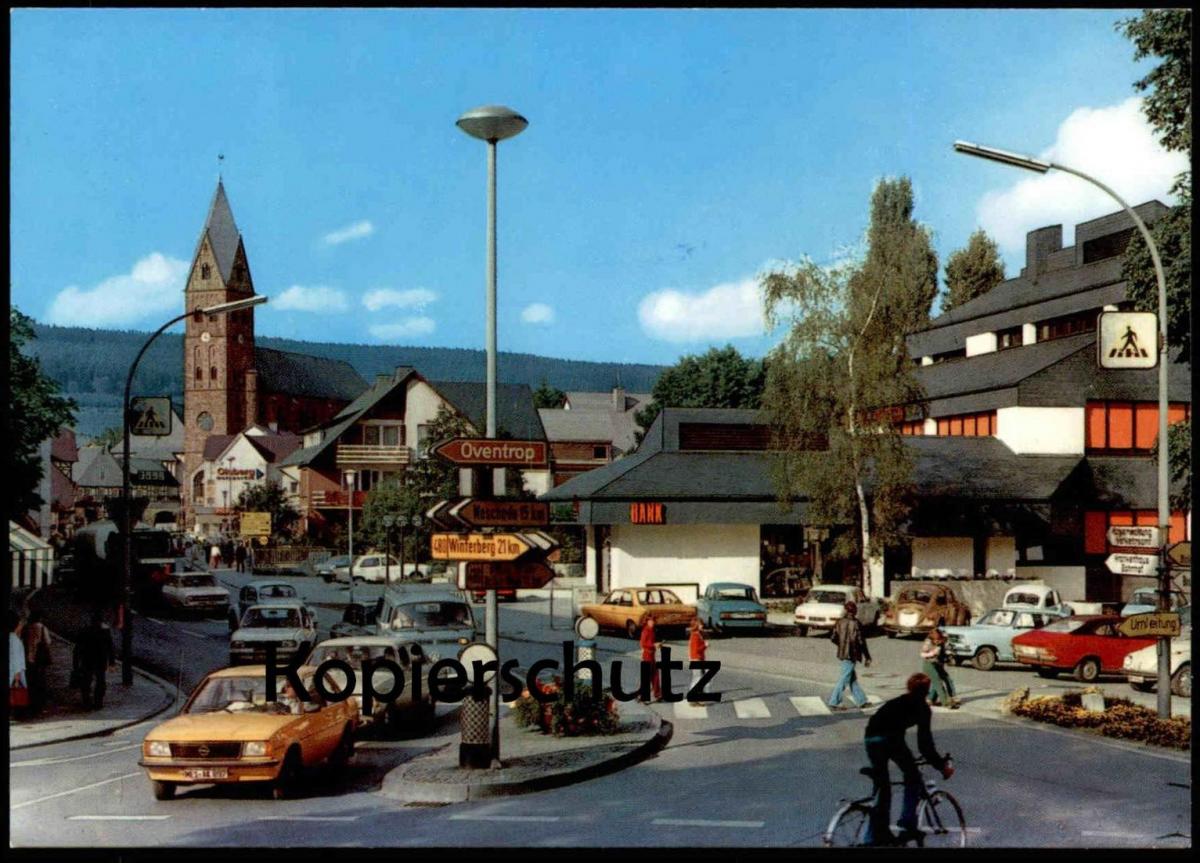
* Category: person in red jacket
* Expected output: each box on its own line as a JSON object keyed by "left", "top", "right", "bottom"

{"left": 639, "top": 615, "right": 662, "bottom": 703}
{"left": 688, "top": 618, "right": 708, "bottom": 706}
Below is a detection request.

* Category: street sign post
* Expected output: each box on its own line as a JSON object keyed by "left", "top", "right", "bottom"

{"left": 458, "top": 560, "right": 556, "bottom": 591}
{"left": 1117, "top": 612, "right": 1181, "bottom": 639}
{"left": 1098, "top": 311, "right": 1158, "bottom": 370}
{"left": 1166, "top": 541, "right": 1191, "bottom": 569}
{"left": 1105, "top": 552, "right": 1159, "bottom": 577}
{"left": 239, "top": 512, "right": 271, "bottom": 537}
{"left": 130, "top": 397, "right": 172, "bottom": 436}
{"left": 451, "top": 498, "right": 549, "bottom": 529}
{"left": 430, "top": 532, "right": 536, "bottom": 562}
{"left": 432, "top": 438, "right": 548, "bottom": 468}
{"left": 1106, "top": 525, "right": 1162, "bottom": 549}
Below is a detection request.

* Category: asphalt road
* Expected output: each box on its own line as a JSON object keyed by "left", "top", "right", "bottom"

{"left": 9, "top": 574, "right": 1192, "bottom": 849}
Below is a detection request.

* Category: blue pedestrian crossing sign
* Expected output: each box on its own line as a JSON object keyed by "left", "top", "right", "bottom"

{"left": 130, "top": 397, "right": 172, "bottom": 436}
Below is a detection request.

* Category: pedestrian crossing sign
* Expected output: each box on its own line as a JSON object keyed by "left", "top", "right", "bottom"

{"left": 1098, "top": 311, "right": 1158, "bottom": 369}
{"left": 130, "top": 397, "right": 172, "bottom": 436}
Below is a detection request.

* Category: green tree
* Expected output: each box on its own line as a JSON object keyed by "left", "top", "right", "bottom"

{"left": 8, "top": 308, "right": 77, "bottom": 515}
{"left": 234, "top": 480, "right": 301, "bottom": 540}
{"left": 532, "top": 378, "right": 566, "bottom": 409}
{"left": 941, "top": 229, "right": 1005, "bottom": 313}
{"left": 761, "top": 177, "right": 932, "bottom": 598}
{"left": 634, "top": 345, "right": 765, "bottom": 443}
{"left": 1118, "top": 8, "right": 1191, "bottom": 506}
{"left": 358, "top": 480, "right": 423, "bottom": 560}
{"left": 91, "top": 426, "right": 123, "bottom": 448}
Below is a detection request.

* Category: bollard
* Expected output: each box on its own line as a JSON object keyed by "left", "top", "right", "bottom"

{"left": 459, "top": 688, "right": 492, "bottom": 769}
{"left": 576, "top": 639, "right": 597, "bottom": 690}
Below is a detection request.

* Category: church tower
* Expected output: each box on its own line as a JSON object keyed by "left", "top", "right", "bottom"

{"left": 181, "top": 181, "right": 258, "bottom": 524}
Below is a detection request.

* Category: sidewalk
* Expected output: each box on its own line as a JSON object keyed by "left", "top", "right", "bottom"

{"left": 381, "top": 697, "right": 670, "bottom": 803}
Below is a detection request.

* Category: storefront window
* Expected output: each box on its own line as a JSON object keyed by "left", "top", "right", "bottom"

{"left": 934, "top": 411, "right": 996, "bottom": 437}
{"left": 1085, "top": 401, "right": 1190, "bottom": 453}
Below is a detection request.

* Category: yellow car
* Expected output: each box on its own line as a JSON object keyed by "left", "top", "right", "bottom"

{"left": 580, "top": 587, "right": 698, "bottom": 639}
{"left": 139, "top": 665, "right": 358, "bottom": 800}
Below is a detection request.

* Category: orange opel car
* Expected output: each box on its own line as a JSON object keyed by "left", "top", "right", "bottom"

{"left": 139, "top": 665, "right": 358, "bottom": 801}
{"left": 580, "top": 587, "right": 698, "bottom": 638}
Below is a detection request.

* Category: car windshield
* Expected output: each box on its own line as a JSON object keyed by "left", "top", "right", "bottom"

{"left": 1130, "top": 589, "right": 1157, "bottom": 603}
{"left": 1006, "top": 593, "right": 1042, "bottom": 606}
{"left": 715, "top": 587, "right": 757, "bottom": 601}
{"left": 898, "top": 589, "right": 933, "bottom": 604}
{"left": 391, "top": 602, "right": 472, "bottom": 630}
{"left": 241, "top": 607, "right": 302, "bottom": 628}
{"left": 1041, "top": 618, "right": 1087, "bottom": 633}
{"left": 186, "top": 674, "right": 313, "bottom": 715}
{"left": 809, "top": 590, "right": 849, "bottom": 604}
{"left": 327, "top": 556, "right": 350, "bottom": 568}
{"left": 981, "top": 610, "right": 1015, "bottom": 626}
{"left": 308, "top": 644, "right": 391, "bottom": 668}
{"left": 257, "top": 585, "right": 297, "bottom": 599}
{"left": 177, "top": 575, "right": 218, "bottom": 589}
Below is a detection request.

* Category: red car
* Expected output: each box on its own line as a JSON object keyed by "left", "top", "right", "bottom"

{"left": 1011, "top": 615, "right": 1156, "bottom": 682}
{"left": 471, "top": 588, "right": 516, "bottom": 603}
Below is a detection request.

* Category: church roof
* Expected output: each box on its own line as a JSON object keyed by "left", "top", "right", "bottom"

{"left": 195, "top": 180, "right": 243, "bottom": 284}
{"left": 254, "top": 347, "right": 367, "bottom": 402}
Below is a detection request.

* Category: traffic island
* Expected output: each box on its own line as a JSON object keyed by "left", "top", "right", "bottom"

{"left": 380, "top": 697, "right": 672, "bottom": 803}
{"left": 1004, "top": 686, "right": 1191, "bottom": 750}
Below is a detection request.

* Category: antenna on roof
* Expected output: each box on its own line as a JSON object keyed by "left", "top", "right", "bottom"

{"left": 217, "top": 152, "right": 225, "bottom": 182}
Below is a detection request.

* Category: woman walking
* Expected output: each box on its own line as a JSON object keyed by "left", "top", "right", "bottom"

{"left": 21, "top": 609, "right": 52, "bottom": 715}
{"left": 687, "top": 618, "right": 709, "bottom": 706}
{"left": 638, "top": 616, "right": 662, "bottom": 703}
{"left": 920, "top": 628, "right": 959, "bottom": 708}
{"left": 9, "top": 611, "right": 28, "bottom": 718}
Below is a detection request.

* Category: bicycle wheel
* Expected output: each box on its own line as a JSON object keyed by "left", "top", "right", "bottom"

{"left": 917, "top": 790, "right": 967, "bottom": 847}
{"left": 824, "top": 802, "right": 871, "bottom": 847}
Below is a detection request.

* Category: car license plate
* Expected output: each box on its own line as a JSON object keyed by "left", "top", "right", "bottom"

{"left": 183, "top": 767, "right": 228, "bottom": 780}
{"left": 731, "top": 613, "right": 757, "bottom": 619}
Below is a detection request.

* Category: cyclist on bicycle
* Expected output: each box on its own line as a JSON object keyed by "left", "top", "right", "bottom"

{"left": 862, "top": 672, "right": 954, "bottom": 846}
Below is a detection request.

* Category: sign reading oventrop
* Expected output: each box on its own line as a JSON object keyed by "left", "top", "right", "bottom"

{"left": 1117, "top": 612, "right": 1181, "bottom": 639}
{"left": 432, "top": 438, "right": 548, "bottom": 467}
{"left": 240, "top": 512, "right": 271, "bottom": 537}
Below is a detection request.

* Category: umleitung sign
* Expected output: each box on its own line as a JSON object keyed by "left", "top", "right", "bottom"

{"left": 430, "top": 532, "right": 534, "bottom": 562}
{"left": 432, "top": 438, "right": 548, "bottom": 467}
{"left": 458, "top": 560, "right": 556, "bottom": 590}
{"left": 1117, "top": 612, "right": 1181, "bottom": 639}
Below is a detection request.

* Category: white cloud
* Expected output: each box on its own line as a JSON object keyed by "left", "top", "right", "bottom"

{"left": 322, "top": 220, "right": 375, "bottom": 246}
{"left": 520, "top": 303, "right": 555, "bottom": 325}
{"left": 273, "top": 285, "right": 349, "bottom": 313}
{"left": 368, "top": 317, "right": 437, "bottom": 340}
{"left": 975, "top": 97, "right": 1188, "bottom": 254}
{"left": 362, "top": 287, "right": 438, "bottom": 312}
{"left": 638, "top": 276, "right": 766, "bottom": 343}
{"left": 44, "top": 252, "right": 189, "bottom": 326}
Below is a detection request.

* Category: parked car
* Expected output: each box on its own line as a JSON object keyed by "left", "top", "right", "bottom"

{"left": 229, "top": 602, "right": 318, "bottom": 666}
{"left": 138, "top": 664, "right": 357, "bottom": 800}
{"left": 316, "top": 555, "right": 350, "bottom": 583}
{"left": 943, "top": 607, "right": 1057, "bottom": 670}
{"left": 1120, "top": 586, "right": 1188, "bottom": 617}
{"left": 160, "top": 565, "right": 231, "bottom": 617}
{"left": 1011, "top": 615, "right": 1156, "bottom": 682}
{"left": 881, "top": 582, "right": 971, "bottom": 637}
{"left": 334, "top": 554, "right": 401, "bottom": 584}
{"left": 579, "top": 587, "right": 697, "bottom": 639}
{"left": 331, "top": 598, "right": 384, "bottom": 640}
{"left": 228, "top": 579, "right": 301, "bottom": 630}
{"left": 794, "top": 584, "right": 880, "bottom": 636}
{"left": 376, "top": 587, "right": 477, "bottom": 662}
{"left": 305, "top": 636, "right": 435, "bottom": 731}
{"left": 762, "top": 567, "right": 813, "bottom": 599}
{"left": 1122, "top": 606, "right": 1191, "bottom": 697}
{"left": 1002, "top": 583, "right": 1071, "bottom": 617}
{"left": 696, "top": 582, "right": 768, "bottom": 634}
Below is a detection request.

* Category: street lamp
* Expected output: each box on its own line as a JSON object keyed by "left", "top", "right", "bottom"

{"left": 398, "top": 514, "right": 423, "bottom": 582}
{"left": 954, "top": 140, "right": 1172, "bottom": 717}
{"left": 120, "top": 294, "right": 267, "bottom": 684}
{"left": 383, "top": 515, "right": 395, "bottom": 584}
{"left": 457, "top": 103, "right": 528, "bottom": 763}
{"left": 344, "top": 469, "right": 357, "bottom": 606}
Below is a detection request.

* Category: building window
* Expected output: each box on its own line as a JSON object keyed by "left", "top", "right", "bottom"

{"left": 997, "top": 326, "right": 1023, "bottom": 350}
{"left": 1085, "top": 401, "right": 1190, "bottom": 453}
{"left": 193, "top": 347, "right": 202, "bottom": 382}
{"left": 200, "top": 263, "right": 211, "bottom": 280}
{"left": 934, "top": 411, "right": 996, "bottom": 437}
{"left": 929, "top": 348, "right": 967, "bottom": 364}
{"left": 1036, "top": 309, "right": 1099, "bottom": 342}
{"left": 593, "top": 445, "right": 608, "bottom": 459}
{"left": 210, "top": 366, "right": 218, "bottom": 381}
{"left": 899, "top": 420, "right": 925, "bottom": 436}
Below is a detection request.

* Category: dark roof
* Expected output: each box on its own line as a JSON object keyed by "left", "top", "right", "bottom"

{"left": 901, "top": 437, "right": 1080, "bottom": 501}
{"left": 194, "top": 180, "right": 242, "bottom": 284}
{"left": 203, "top": 430, "right": 303, "bottom": 464}
{"left": 202, "top": 434, "right": 239, "bottom": 462}
{"left": 428, "top": 381, "right": 547, "bottom": 441}
{"left": 254, "top": 347, "right": 367, "bottom": 402}
{"left": 75, "top": 449, "right": 123, "bottom": 488}
{"left": 913, "top": 333, "right": 1094, "bottom": 403}
{"left": 1076, "top": 456, "right": 1188, "bottom": 510}
{"left": 51, "top": 428, "right": 78, "bottom": 463}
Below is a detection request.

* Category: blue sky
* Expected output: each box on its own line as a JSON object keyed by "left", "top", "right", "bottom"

{"left": 11, "top": 8, "right": 1185, "bottom": 368}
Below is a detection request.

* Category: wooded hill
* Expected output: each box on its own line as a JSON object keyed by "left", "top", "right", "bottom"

{"left": 28, "top": 322, "right": 665, "bottom": 439}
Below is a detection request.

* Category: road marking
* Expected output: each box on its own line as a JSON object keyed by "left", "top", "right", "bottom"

{"left": 143, "top": 617, "right": 166, "bottom": 626}
{"left": 11, "top": 772, "right": 142, "bottom": 811}
{"left": 673, "top": 701, "right": 709, "bottom": 720}
{"left": 733, "top": 697, "right": 770, "bottom": 719}
{"left": 12, "top": 744, "right": 141, "bottom": 767}
{"left": 259, "top": 816, "right": 360, "bottom": 822}
{"left": 67, "top": 815, "right": 171, "bottom": 821}
{"left": 354, "top": 740, "right": 415, "bottom": 750}
{"left": 178, "top": 629, "right": 208, "bottom": 640}
{"left": 448, "top": 814, "right": 561, "bottom": 822}
{"left": 790, "top": 696, "right": 831, "bottom": 716}
{"left": 1081, "top": 830, "right": 1152, "bottom": 839}
{"left": 652, "top": 818, "right": 764, "bottom": 828}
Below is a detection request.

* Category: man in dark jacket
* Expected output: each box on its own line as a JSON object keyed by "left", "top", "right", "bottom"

{"left": 827, "top": 600, "right": 872, "bottom": 709}
{"left": 862, "top": 672, "right": 954, "bottom": 846}
{"left": 73, "top": 610, "right": 115, "bottom": 709}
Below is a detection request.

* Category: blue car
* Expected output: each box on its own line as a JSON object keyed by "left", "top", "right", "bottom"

{"left": 696, "top": 582, "right": 768, "bottom": 634}
{"left": 943, "top": 607, "right": 1057, "bottom": 671}
{"left": 1120, "top": 586, "right": 1188, "bottom": 617}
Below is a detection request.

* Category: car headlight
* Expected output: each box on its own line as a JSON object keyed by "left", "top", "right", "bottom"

{"left": 231, "top": 641, "right": 245, "bottom": 649}
{"left": 279, "top": 640, "right": 297, "bottom": 649}
{"left": 242, "top": 741, "right": 269, "bottom": 757}
{"left": 1122, "top": 656, "right": 1132, "bottom": 669}
{"left": 146, "top": 740, "right": 171, "bottom": 757}
{"left": 458, "top": 637, "right": 469, "bottom": 645}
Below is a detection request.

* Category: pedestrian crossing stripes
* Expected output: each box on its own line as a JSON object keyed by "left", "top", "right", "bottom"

{"left": 789, "top": 696, "right": 831, "bottom": 716}
{"left": 733, "top": 697, "right": 771, "bottom": 719}
{"left": 673, "top": 692, "right": 905, "bottom": 721}
{"left": 674, "top": 701, "right": 709, "bottom": 719}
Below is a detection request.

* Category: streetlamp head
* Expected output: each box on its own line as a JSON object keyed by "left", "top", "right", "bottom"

{"left": 344, "top": 470, "right": 357, "bottom": 488}
{"left": 457, "top": 105, "right": 528, "bottom": 143}
{"left": 201, "top": 295, "right": 269, "bottom": 316}
{"left": 953, "top": 140, "right": 1051, "bottom": 174}
{"left": 382, "top": 515, "right": 395, "bottom": 528}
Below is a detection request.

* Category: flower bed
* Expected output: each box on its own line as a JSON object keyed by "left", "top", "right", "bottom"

{"left": 1007, "top": 687, "right": 1190, "bottom": 750}
{"left": 511, "top": 676, "right": 621, "bottom": 737}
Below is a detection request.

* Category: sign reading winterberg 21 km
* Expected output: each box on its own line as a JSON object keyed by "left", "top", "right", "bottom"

{"left": 430, "top": 532, "right": 535, "bottom": 561}
{"left": 432, "top": 437, "right": 549, "bottom": 467}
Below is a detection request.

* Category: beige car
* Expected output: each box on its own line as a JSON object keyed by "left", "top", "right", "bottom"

{"left": 580, "top": 587, "right": 697, "bottom": 639}
{"left": 882, "top": 582, "right": 971, "bottom": 637}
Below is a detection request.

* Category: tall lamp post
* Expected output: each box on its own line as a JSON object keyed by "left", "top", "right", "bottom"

{"left": 457, "top": 104, "right": 528, "bottom": 761}
{"left": 345, "top": 469, "right": 358, "bottom": 607}
{"left": 383, "top": 515, "right": 395, "bottom": 585}
{"left": 121, "top": 294, "right": 267, "bottom": 684}
{"left": 954, "top": 140, "right": 1172, "bottom": 718}
{"left": 398, "top": 514, "right": 423, "bottom": 581}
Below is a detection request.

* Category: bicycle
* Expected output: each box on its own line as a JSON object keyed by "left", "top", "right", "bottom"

{"left": 823, "top": 754, "right": 967, "bottom": 847}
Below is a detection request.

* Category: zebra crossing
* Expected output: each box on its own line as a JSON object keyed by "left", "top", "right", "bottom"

{"left": 669, "top": 687, "right": 987, "bottom": 721}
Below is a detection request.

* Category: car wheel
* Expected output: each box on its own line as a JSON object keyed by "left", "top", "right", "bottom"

{"left": 272, "top": 748, "right": 303, "bottom": 800}
{"left": 1171, "top": 664, "right": 1191, "bottom": 698}
{"left": 1129, "top": 680, "right": 1155, "bottom": 693}
{"left": 973, "top": 647, "right": 997, "bottom": 672}
{"left": 795, "top": 625, "right": 808, "bottom": 638}
{"left": 886, "top": 630, "right": 897, "bottom": 639}
{"left": 1073, "top": 657, "right": 1100, "bottom": 683}
{"left": 625, "top": 620, "right": 640, "bottom": 640}
{"left": 151, "top": 780, "right": 176, "bottom": 801}
{"left": 1035, "top": 667, "right": 1059, "bottom": 679}
{"left": 328, "top": 725, "right": 354, "bottom": 768}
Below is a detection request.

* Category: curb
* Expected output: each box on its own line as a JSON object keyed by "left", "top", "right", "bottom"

{"left": 383, "top": 713, "right": 673, "bottom": 804}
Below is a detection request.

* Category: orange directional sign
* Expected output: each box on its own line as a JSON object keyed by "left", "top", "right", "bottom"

{"left": 1118, "top": 612, "right": 1181, "bottom": 639}
{"left": 459, "top": 560, "right": 556, "bottom": 591}
{"left": 432, "top": 438, "right": 548, "bottom": 468}
{"left": 1167, "top": 541, "right": 1191, "bottom": 568}
{"left": 430, "top": 532, "right": 534, "bottom": 562}
{"left": 452, "top": 498, "right": 549, "bottom": 528}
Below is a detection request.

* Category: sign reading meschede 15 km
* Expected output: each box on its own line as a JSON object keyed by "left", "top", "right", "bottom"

{"left": 432, "top": 437, "right": 548, "bottom": 467}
